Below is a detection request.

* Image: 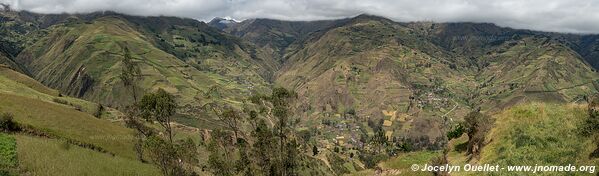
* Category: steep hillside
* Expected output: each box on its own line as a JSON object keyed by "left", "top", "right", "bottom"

{"left": 0, "top": 53, "right": 24, "bottom": 73}
{"left": 0, "top": 66, "right": 160, "bottom": 175}
{"left": 402, "top": 22, "right": 599, "bottom": 109}
{"left": 273, "top": 15, "right": 599, "bottom": 150}
{"left": 473, "top": 37, "right": 598, "bottom": 110}
{"left": 3, "top": 10, "right": 599, "bottom": 175}
{"left": 276, "top": 16, "right": 475, "bottom": 146}
{"left": 13, "top": 16, "right": 271, "bottom": 117}
{"left": 213, "top": 18, "right": 348, "bottom": 64}
{"left": 562, "top": 34, "right": 599, "bottom": 70}
{"left": 111, "top": 13, "right": 280, "bottom": 81}
{"left": 406, "top": 22, "right": 532, "bottom": 58}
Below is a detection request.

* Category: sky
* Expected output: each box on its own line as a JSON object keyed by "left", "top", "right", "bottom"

{"left": 2, "top": 0, "right": 599, "bottom": 34}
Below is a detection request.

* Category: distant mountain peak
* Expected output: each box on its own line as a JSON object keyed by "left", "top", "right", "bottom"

{"left": 208, "top": 17, "right": 240, "bottom": 30}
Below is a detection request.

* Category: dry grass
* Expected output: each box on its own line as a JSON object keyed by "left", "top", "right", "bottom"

{"left": 0, "top": 67, "right": 58, "bottom": 96}
{"left": 14, "top": 135, "right": 159, "bottom": 176}
{"left": 0, "top": 93, "right": 138, "bottom": 159}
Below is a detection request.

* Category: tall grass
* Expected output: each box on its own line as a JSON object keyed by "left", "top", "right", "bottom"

{"left": 478, "top": 103, "right": 599, "bottom": 175}
{"left": 0, "top": 93, "right": 138, "bottom": 159}
{"left": 14, "top": 135, "right": 160, "bottom": 176}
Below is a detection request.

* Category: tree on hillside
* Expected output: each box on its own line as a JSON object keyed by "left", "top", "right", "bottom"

{"left": 269, "top": 87, "right": 300, "bottom": 176}
{"left": 119, "top": 46, "right": 142, "bottom": 102}
{"left": 139, "top": 88, "right": 177, "bottom": 143}
{"left": 241, "top": 88, "right": 303, "bottom": 175}
{"left": 211, "top": 105, "right": 243, "bottom": 141}
{"left": 124, "top": 89, "right": 197, "bottom": 176}
{"left": 206, "top": 129, "right": 236, "bottom": 176}
{"left": 144, "top": 136, "right": 181, "bottom": 175}
{"left": 123, "top": 105, "right": 156, "bottom": 162}
{"left": 144, "top": 135, "right": 197, "bottom": 176}
{"left": 369, "top": 127, "right": 388, "bottom": 153}
{"left": 118, "top": 47, "right": 149, "bottom": 161}
{"left": 235, "top": 139, "right": 255, "bottom": 176}
{"left": 251, "top": 119, "right": 277, "bottom": 175}
{"left": 203, "top": 88, "right": 316, "bottom": 175}
{"left": 463, "top": 110, "right": 493, "bottom": 158}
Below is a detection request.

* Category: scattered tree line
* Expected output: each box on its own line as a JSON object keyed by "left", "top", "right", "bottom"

{"left": 119, "top": 46, "right": 197, "bottom": 175}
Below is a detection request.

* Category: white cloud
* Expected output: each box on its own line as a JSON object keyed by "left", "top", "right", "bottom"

{"left": 2, "top": 0, "right": 599, "bottom": 33}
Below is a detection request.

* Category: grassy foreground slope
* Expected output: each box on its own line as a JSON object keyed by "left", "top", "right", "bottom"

{"left": 0, "top": 65, "right": 102, "bottom": 115}
{"left": 0, "top": 66, "right": 159, "bottom": 175}
{"left": 345, "top": 151, "right": 441, "bottom": 176}
{"left": 478, "top": 103, "right": 598, "bottom": 175}
{"left": 14, "top": 135, "right": 160, "bottom": 176}
{"left": 444, "top": 103, "right": 599, "bottom": 176}
{"left": 0, "top": 65, "right": 139, "bottom": 159}
{"left": 0, "top": 93, "right": 138, "bottom": 158}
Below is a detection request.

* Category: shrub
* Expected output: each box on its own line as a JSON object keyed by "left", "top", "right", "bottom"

{"left": 93, "top": 104, "right": 104, "bottom": 118}
{"left": 446, "top": 123, "right": 465, "bottom": 140}
{"left": 0, "top": 113, "right": 19, "bottom": 132}
{"left": 345, "top": 108, "right": 356, "bottom": 116}
{"left": 359, "top": 152, "right": 388, "bottom": 168}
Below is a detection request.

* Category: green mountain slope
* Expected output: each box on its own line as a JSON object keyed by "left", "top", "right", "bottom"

{"left": 0, "top": 53, "right": 24, "bottom": 73}
{"left": 276, "top": 16, "right": 475, "bottom": 147}
{"left": 212, "top": 18, "right": 348, "bottom": 64}
{"left": 473, "top": 37, "right": 598, "bottom": 110}
{"left": 2, "top": 10, "right": 599, "bottom": 175}
{"left": 0, "top": 66, "right": 160, "bottom": 175}
{"left": 13, "top": 15, "right": 272, "bottom": 116}
{"left": 273, "top": 15, "right": 599, "bottom": 149}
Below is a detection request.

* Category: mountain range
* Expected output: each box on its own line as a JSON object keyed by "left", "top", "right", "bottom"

{"left": 1, "top": 9, "right": 599, "bottom": 175}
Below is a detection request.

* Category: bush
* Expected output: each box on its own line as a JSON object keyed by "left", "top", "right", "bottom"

{"left": 93, "top": 104, "right": 104, "bottom": 118}
{"left": 446, "top": 123, "right": 465, "bottom": 140}
{"left": 359, "top": 152, "right": 388, "bottom": 168}
{"left": 345, "top": 108, "right": 356, "bottom": 116}
{"left": 0, "top": 113, "right": 19, "bottom": 132}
